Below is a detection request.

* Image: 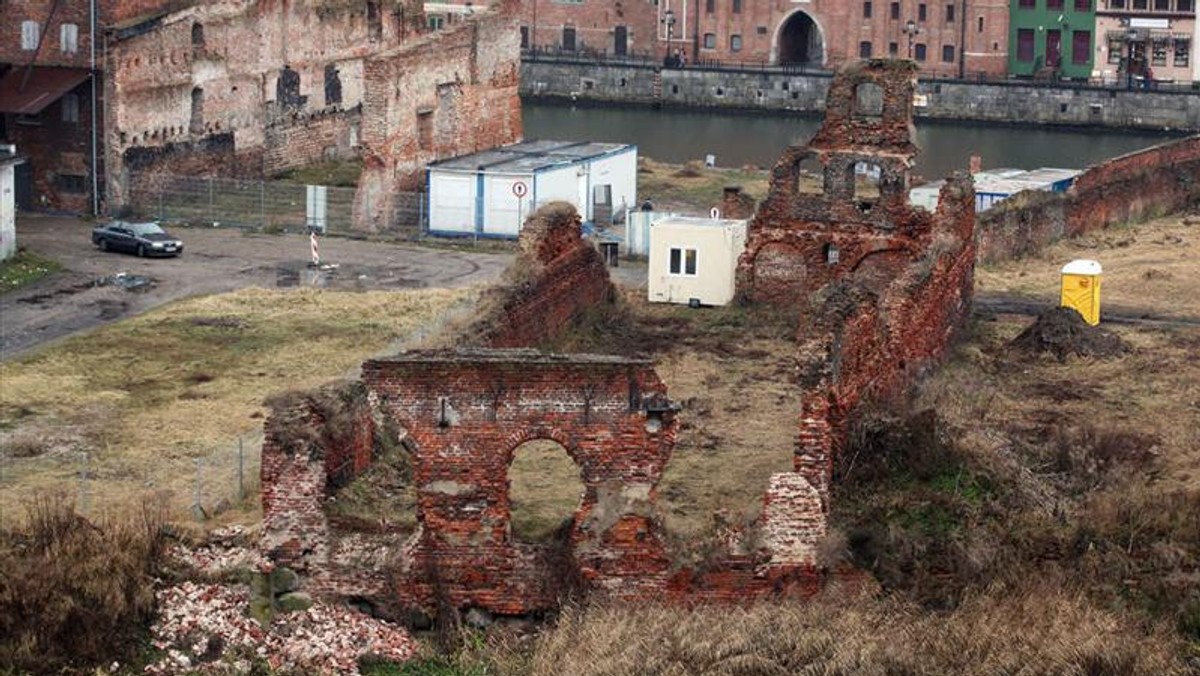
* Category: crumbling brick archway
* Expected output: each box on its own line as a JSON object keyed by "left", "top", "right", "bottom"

{"left": 361, "top": 349, "right": 679, "bottom": 616}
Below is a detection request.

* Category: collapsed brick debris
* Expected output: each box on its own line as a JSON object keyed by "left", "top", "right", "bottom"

{"left": 146, "top": 582, "right": 416, "bottom": 675}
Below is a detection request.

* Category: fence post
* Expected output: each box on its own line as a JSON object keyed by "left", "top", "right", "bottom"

{"left": 208, "top": 177, "right": 215, "bottom": 225}
{"left": 158, "top": 182, "right": 164, "bottom": 221}
{"left": 237, "top": 437, "right": 245, "bottom": 502}
{"left": 260, "top": 180, "right": 266, "bottom": 230}
{"left": 193, "top": 457, "right": 203, "bottom": 520}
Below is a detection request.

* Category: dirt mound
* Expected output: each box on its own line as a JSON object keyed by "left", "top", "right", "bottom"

{"left": 1010, "top": 307, "right": 1129, "bottom": 361}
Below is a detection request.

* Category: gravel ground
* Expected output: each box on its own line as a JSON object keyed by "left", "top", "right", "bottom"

{"left": 0, "top": 215, "right": 511, "bottom": 360}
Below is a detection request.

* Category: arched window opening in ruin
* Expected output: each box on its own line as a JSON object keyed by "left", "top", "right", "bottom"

{"left": 189, "top": 87, "right": 204, "bottom": 135}
{"left": 191, "top": 23, "right": 205, "bottom": 48}
{"left": 509, "top": 439, "right": 585, "bottom": 544}
{"left": 851, "top": 161, "right": 882, "bottom": 207}
{"left": 776, "top": 11, "right": 824, "bottom": 65}
{"left": 795, "top": 153, "right": 824, "bottom": 194}
{"left": 854, "top": 82, "right": 884, "bottom": 120}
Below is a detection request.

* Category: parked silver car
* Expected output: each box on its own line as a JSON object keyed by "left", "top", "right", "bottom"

{"left": 92, "top": 221, "right": 184, "bottom": 257}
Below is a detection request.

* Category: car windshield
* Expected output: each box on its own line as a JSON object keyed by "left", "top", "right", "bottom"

{"left": 127, "top": 222, "right": 166, "bottom": 236}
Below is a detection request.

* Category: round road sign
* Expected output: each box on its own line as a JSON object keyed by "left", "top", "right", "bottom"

{"left": 512, "top": 181, "right": 529, "bottom": 198}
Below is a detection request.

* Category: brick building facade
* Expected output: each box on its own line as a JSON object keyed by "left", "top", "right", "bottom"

{"left": 517, "top": 0, "right": 1009, "bottom": 77}
{"left": 3, "top": 0, "right": 523, "bottom": 220}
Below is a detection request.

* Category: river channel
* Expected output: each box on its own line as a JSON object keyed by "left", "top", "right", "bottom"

{"left": 523, "top": 101, "right": 1184, "bottom": 179}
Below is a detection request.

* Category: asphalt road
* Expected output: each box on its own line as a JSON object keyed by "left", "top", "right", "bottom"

{"left": 0, "top": 215, "right": 511, "bottom": 360}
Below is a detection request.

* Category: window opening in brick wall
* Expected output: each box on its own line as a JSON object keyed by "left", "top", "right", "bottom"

{"left": 852, "top": 162, "right": 882, "bottom": 206}
{"left": 891, "top": 2, "right": 901, "bottom": 19}
{"left": 56, "top": 174, "right": 86, "bottom": 194}
{"left": 707, "top": 0, "right": 715, "bottom": 12}
{"left": 1017, "top": 29, "right": 1035, "bottom": 61}
{"left": 417, "top": 110, "right": 433, "bottom": 150}
{"left": 864, "top": 1, "right": 873, "bottom": 17}
{"left": 731, "top": 34, "right": 743, "bottom": 51}
{"left": 704, "top": 33, "right": 716, "bottom": 49}
{"left": 189, "top": 87, "right": 204, "bottom": 134}
{"left": 21, "top": 21, "right": 40, "bottom": 51}
{"left": 914, "top": 43, "right": 928, "bottom": 60}
{"left": 942, "top": 44, "right": 955, "bottom": 62}
{"left": 520, "top": 25, "right": 529, "bottom": 48}
{"left": 860, "top": 41, "right": 873, "bottom": 57}
{"left": 733, "top": 0, "right": 743, "bottom": 13}
{"left": 61, "top": 24, "right": 78, "bottom": 54}
{"left": 1175, "top": 39, "right": 1190, "bottom": 67}
{"left": 509, "top": 440, "right": 585, "bottom": 544}
{"left": 562, "top": 26, "right": 577, "bottom": 51}
{"left": 324, "top": 65, "right": 343, "bottom": 106}
{"left": 61, "top": 93, "right": 79, "bottom": 123}
{"left": 192, "top": 23, "right": 205, "bottom": 48}
{"left": 919, "top": 3, "right": 928, "bottom": 20}
{"left": 946, "top": 4, "right": 955, "bottom": 21}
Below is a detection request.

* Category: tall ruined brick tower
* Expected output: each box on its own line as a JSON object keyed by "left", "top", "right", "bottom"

{"left": 736, "top": 60, "right": 971, "bottom": 306}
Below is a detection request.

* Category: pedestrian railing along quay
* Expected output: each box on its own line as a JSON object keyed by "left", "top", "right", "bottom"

{"left": 522, "top": 48, "right": 1200, "bottom": 93}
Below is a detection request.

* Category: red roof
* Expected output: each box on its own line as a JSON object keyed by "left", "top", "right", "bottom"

{"left": 0, "top": 66, "right": 91, "bottom": 115}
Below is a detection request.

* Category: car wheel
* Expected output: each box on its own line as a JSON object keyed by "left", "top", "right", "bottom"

{"left": 99, "top": 239, "right": 108, "bottom": 252}
{"left": 137, "top": 244, "right": 146, "bottom": 257}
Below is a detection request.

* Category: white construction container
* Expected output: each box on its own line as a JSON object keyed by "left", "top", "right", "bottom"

{"left": 426, "top": 140, "right": 637, "bottom": 238}
{"left": 647, "top": 217, "right": 748, "bottom": 307}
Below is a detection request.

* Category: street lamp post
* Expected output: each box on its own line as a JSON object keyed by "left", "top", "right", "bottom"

{"left": 661, "top": 8, "right": 678, "bottom": 67}
{"left": 903, "top": 19, "right": 922, "bottom": 59}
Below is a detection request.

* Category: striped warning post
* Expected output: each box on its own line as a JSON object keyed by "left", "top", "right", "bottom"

{"left": 310, "top": 231, "right": 320, "bottom": 266}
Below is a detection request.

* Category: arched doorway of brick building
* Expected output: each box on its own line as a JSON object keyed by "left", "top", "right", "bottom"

{"left": 508, "top": 438, "right": 586, "bottom": 545}
{"left": 774, "top": 10, "right": 825, "bottom": 66}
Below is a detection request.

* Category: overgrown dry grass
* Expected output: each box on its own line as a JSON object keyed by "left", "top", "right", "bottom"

{"left": 0, "top": 287, "right": 474, "bottom": 524}
{"left": 0, "top": 496, "right": 168, "bottom": 674}
{"left": 637, "top": 158, "right": 772, "bottom": 214}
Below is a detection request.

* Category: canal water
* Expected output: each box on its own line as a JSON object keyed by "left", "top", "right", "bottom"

{"left": 523, "top": 101, "right": 1183, "bottom": 179}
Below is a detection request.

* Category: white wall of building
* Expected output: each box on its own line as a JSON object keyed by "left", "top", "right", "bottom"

{"left": 0, "top": 159, "right": 17, "bottom": 262}
{"left": 648, "top": 218, "right": 747, "bottom": 306}
{"left": 428, "top": 171, "right": 478, "bottom": 234}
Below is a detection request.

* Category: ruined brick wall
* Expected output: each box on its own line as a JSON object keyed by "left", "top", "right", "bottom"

{"left": 262, "top": 107, "right": 363, "bottom": 176}
{"left": 102, "top": 0, "right": 429, "bottom": 206}
{"left": 359, "top": 351, "right": 678, "bottom": 615}
{"left": 354, "top": 6, "right": 523, "bottom": 230}
{"left": 465, "top": 202, "right": 617, "bottom": 349}
{"left": 976, "top": 134, "right": 1200, "bottom": 263}
{"left": 737, "top": 60, "right": 976, "bottom": 502}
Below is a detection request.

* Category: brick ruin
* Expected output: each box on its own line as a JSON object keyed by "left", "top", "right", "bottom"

{"left": 102, "top": 0, "right": 521, "bottom": 229}
{"left": 463, "top": 201, "right": 617, "bottom": 349}
{"left": 735, "top": 60, "right": 977, "bottom": 502}
{"left": 259, "top": 60, "right": 976, "bottom": 618}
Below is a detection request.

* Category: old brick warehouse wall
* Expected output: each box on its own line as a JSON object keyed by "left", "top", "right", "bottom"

{"left": 262, "top": 106, "right": 364, "bottom": 176}
{"left": 354, "top": 6, "right": 523, "bottom": 231}
{"left": 737, "top": 60, "right": 976, "bottom": 503}
{"left": 465, "top": 202, "right": 617, "bottom": 349}
{"left": 976, "top": 134, "right": 1200, "bottom": 262}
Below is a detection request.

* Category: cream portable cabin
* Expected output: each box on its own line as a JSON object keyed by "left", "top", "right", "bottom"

{"left": 647, "top": 217, "right": 748, "bottom": 307}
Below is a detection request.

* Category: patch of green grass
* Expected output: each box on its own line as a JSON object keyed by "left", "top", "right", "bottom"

{"left": 275, "top": 159, "right": 364, "bottom": 188}
{"left": 0, "top": 248, "right": 61, "bottom": 293}
{"left": 362, "top": 659, "right": 486, "bottom": 676}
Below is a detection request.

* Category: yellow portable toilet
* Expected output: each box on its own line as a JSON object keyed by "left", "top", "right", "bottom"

{"left": 1061, "top": 259, "right": 1102, "bottom": 325}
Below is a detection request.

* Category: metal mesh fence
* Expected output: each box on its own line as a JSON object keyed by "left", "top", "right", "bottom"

{"left": 0, "top": 430, "right": 265, "bottom": 525}
{"left": 124, "top": 172, "right": 426, "bottom": 239}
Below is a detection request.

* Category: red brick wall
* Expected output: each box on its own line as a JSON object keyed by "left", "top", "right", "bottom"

{"left": 1, "top": 0, "right": 94, "bottom": 69}
{"left": 738, "top": 61, "right": 977, "bottom": 502}
{"left": 976, "top": 134, "right": 1200, "bottom": 263}
{"left": 515, "top": 0, "right": 1009, "bottom": 76}
{"left": 354, "top": 7, "right": 523, "bottom": 231}
{"left": 262, "top": 107, "right": 363, "bottom": 176}
{"left": 466, "top": 202, "right": 617, "bottom": 348}
{"left": 2, "top": 80, "right": 98, "bottom": 213}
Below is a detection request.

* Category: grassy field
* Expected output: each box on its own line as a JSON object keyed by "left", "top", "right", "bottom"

{"left": 0, "top": 286, "right": 473, "bottom": 524}
{"left": 0, "top": 248, "right": 62, "bottom": 293}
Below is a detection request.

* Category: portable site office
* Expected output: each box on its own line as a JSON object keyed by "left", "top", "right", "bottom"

{"left": 426, "top": 140, "right": 638, "bottom": 238}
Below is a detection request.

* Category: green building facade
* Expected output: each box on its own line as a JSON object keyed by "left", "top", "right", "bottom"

{"left": 1008, "top": 0, "right": 1097, "bottom": 78}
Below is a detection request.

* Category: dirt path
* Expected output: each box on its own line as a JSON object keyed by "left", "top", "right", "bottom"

{"left": 0, "top": 215, "right": 511, "bottom": 360}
